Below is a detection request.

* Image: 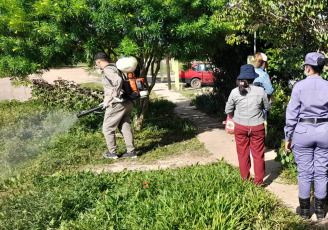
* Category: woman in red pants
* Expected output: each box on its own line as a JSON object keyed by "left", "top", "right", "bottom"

{"left": 225, "top": 64, "right": 271, "bottom": 185}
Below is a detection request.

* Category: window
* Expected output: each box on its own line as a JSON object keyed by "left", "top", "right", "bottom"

{"left": 198, "top": 64, "right": 205, "bottom": 71}
{"left": 192, "top": 65, "right": 199, "bottom": 71}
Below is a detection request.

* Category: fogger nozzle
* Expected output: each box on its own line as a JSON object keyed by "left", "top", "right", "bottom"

{"left": 76, "top": 104, "right": 104, "bottom": 118}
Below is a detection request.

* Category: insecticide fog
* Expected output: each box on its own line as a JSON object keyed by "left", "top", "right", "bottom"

{"left": 0, "top": 109, "right": 78, "bottom": 179}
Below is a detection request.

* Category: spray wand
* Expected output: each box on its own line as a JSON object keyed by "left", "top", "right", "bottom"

{"left": 76, "top": 103, "right": 104, "bottom": 118}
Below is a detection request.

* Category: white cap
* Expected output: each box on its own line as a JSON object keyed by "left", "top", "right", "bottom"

{"left": 260, "top": 53, "right": 268, "bottom": 62}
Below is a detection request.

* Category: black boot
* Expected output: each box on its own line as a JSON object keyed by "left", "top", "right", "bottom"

{"left": 315, "top": 197, "right": 326, "bottom": 220}
{"left": 299, "top": 197, "right": 311, "bottom": 219}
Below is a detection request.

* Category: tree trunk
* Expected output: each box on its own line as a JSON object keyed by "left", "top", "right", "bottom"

{"left": 132, "top": 96, "right": 149, "bottom": 131}
{"left": 132, "top": 55, "right": 161, "bottom": 131}
{"left": 166, "top": 55, "right": 171, "bottom": 90}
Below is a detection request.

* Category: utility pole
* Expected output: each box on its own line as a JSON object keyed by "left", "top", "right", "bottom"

{"left": 247, "top": 31, "right": 257, "bottom": 64}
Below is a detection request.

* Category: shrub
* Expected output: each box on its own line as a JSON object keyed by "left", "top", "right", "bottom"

{"left": 31, "top": 79, "right": 103, "bottom": 109}
{"left": 31, "top": 78, "right": 105, "bottom": 131}
{"left": 266, "top": 83, "right": 291, "bottom": 149}
{"left": 192, "top": 92, "right": 226, "bottom": 120}
{"left": 275, "top": 140, "right": 298, "bottom": 183}
{"left": 265, "top": 83, "right": 299, "bottom": 178}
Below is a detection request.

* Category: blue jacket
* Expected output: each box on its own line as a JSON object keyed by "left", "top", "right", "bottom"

{"left": 254, "top": 67, "right": 274, "bottom": 95}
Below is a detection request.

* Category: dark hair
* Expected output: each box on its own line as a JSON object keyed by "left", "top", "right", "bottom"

{"left": 309, "top": 57, "right": 326, "bottom": 74}
{"left": 237, "top": 79, "right": 254, "bottom": 96}
{"left": 308, "top": 58, "right": 327, "bottom": 74}
{"left": 94, "top": 52, "right": 109, "bottom": 61}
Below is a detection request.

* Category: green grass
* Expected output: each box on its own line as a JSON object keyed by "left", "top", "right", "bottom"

{"left": 74, "top": 62, "right": 88, "bottom": 67}
{"left": 0, "top": 100, "right": 57, "bottom": 179}
{"left": 0, "top": 97, "right": 197, "bottom": 184}
{"left": 174, "top": 86, "right": 199, "bottom": 99}
{"left": 80, "top": 82, "right": 104, "bottom": 91}
{"left": 0, "top": 96, "right": 311, "bottom": 229}
{"left": 280, "top": 168, "right": 298, "bottom": 185}
{"left": 0, "top": 163, "right": 311, "bottom": 230}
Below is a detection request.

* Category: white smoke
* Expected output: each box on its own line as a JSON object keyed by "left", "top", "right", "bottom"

{"left": 0, "top": 109, "right": 78, "bottom": 179}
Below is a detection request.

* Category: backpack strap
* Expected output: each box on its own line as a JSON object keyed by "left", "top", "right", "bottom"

{"left": 103, "top": 64, "right": 135, "bottom": 100}
{"left": 104, "top": 63, "right": 127, "bottom": 81}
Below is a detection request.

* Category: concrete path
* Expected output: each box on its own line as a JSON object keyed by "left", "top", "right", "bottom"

{"left": 0, "top": 78, "right": 32, "bottom": 101}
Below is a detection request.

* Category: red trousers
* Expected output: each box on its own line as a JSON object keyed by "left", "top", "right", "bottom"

{"left": 234, "top": 123, "right": 265, "bottom": 185}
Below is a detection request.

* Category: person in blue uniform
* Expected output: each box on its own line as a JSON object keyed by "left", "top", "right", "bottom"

{"left": 284, "top": 52, "right": 328, "bottom": 220}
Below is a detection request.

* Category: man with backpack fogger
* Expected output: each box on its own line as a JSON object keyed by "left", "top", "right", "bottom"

{"left": 94, "top": 52, "right": 138, "bottom": 159}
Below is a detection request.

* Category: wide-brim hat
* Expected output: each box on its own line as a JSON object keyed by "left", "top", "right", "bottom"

{"left": 302, "top": 52, "right": 325, "bottom": 66}
{"left": 237, "top": 64, "right": 259, "bottom": 80}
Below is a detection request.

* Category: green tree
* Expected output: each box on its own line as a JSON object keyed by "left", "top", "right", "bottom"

{"left": 87, "top": 0, "right": 230, "bottom": 129}
{"left": 221, "top": 1, "right": 328, "bottom": 84}
{"left": 0, "top": 0, "right": 231, "bottom": 129}
{"left": 225, "top": 0, "right": 328, "bottom": 51}
{"left": 0, "top": 0, "right": 92, "bottom": 78}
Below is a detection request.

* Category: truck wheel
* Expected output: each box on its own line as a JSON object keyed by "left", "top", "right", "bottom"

{"left": 191, "top": 78, "right": 201, "bottom": 89}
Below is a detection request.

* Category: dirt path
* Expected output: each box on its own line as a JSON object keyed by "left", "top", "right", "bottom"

{"left": 1, "top": 69, "right": 327, "bottom": 224}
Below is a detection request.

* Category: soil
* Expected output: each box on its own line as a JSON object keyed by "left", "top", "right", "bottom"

{"left": 2, "top": 67, "right": 328, "bottom": 225}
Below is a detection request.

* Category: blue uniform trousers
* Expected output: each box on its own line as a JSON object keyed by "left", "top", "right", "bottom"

{"left": 292, "top": 122, "right": 328, "bottom": 199}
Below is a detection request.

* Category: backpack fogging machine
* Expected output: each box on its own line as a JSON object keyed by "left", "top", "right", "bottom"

{"left": 76, "top": 57, "right": 148, "bottom": 118}
{"left": 117, "top": 56, "right": 148, "bottom": 100}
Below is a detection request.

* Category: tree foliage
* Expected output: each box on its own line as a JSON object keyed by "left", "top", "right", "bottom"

{"left": 0, "top": 0, "right": 230, "bottom": 79}
{"left": 0, "top": 0, "right": 92, "bottom": 78}
{"left": 225, "top": 0, "right": 328, "bottom": 51}
{"left": 222, "top": 0, "right": 328, "bottom": 84}
{"left": 0, "top": 0, "right": 231, "bottom": 129}
{"left": 88, "top": 0, "right": 230, "bottom": 90}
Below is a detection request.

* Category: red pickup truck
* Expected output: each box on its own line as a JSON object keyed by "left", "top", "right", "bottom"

{"left": 179, "top": 63, "right": 218, "bottom": 89}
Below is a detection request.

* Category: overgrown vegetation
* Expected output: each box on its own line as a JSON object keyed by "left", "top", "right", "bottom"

{"left": 192, "top": 92, "right": 226, "bottom": 121}
{"left": 0, "top": 82, "right": 197, "bottom": 184}
{"left": 0, "top": 163, "right": 310, "bottom": 230}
